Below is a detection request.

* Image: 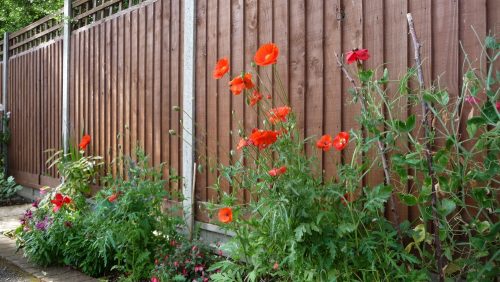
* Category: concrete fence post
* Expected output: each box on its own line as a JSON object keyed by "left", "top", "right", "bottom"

{"left": 62, "top": 0, "right": 72, "bottom": 154}
{"left": 182, "top": 0, "right": 196, "bottom": 239}
{"left": 2, "top": 32, "right": 9, "bottom": 175}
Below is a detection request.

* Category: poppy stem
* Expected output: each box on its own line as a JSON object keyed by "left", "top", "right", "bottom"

{"left": 334, "top": 52, "right": 403, "bottom": 243}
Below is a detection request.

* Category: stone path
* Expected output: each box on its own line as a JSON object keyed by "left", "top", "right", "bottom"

{"left": 0, "top": 204, "right": 98, "bottom": 282}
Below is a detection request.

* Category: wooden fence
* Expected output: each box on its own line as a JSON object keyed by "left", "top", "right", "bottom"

{"left": 1, "top": 0, "right": 499, "bottom": 227}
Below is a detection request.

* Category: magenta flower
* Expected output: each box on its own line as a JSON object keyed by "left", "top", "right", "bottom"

{"left": 465, "top": 95, "right": 480, "bottom": 104}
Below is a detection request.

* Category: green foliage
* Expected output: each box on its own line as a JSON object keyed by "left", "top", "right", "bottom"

{"left": 0, "top": 0, "right": 63, "bottom": 35}
{"left": 0, "top": 172, "right": 21, "bottom": 200}
{"left": 16, "top": 146, "right": 184, "bottom": 281}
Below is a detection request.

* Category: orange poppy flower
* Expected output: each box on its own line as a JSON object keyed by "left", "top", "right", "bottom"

{"left": 249, "top": 90, "right": 263, "bottom": 106}
{"left": 213, "top": 57, "right": 230, "bottom": 79}
{"left": 254, "top": 43, "right": 279, "bottom": 66}
{"left": 333, "top": 132, "right": 349, "bottom": 151}
{"left": 108, "top": 193, "right": 118, "bottom": 203}
{"left": 345, "top": 49, "right": 370, "bottom": 64}
{"left": 229, "top": 73, "right": 255, "bottom": 95}
{"left": 268, "top": 106, "right": 291, "bottom": 124}
{"left": 218, "top": 207, "right": 233, "bottom": 223}
{"left": 268, "top": 166, "right": 287, "bottom": 177}
{"left": 79, "top": 134, "right": 91, "bottom": 150}
{"left": 51, "top": 193, "right": 72, "bottom": 212}
{"left": 316, "top": 134, "right": 333, "bottom": 151}
{"left": 249, "top": 129, "right": 278, "bottom": 150}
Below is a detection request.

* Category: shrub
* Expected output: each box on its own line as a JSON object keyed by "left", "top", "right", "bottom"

{"left": 207, "top": 35, "right": 499, "bottom": 281}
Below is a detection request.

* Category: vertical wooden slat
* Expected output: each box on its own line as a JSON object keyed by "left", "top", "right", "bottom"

{"left": 305, "top": 0, "right": 324, "bottom": 167}
{"left": 145, "top": 4, "right": 154, "bottom": 165}
{"left": 124, "top": 12, "right": 131, "bottom": 175}
{"left": 170, "top": 0, "right": 181, "bottom": 195}
{"left": 323, "top": 0, "right": 342, "bottom": 180}
{"left": 117, "top": 14, "right": 125, "bottom": 176}
{"left": 137, "top": 7, "right": 146, "bottom": 153}
{"left": 231, "top": 0, "right": 244, "bottom": 204}
{"left": 105, "top": 20, "right": 112, "bottom": 172}
{"left": 152, "top": 1, "right": 162, "bottom": 169}
{"left": 218, "top": 0, "right": 231, "bottom": 196}
{"left": 363, "top": 0, "right": 385, "bottom": 192}
{"left": 112, "top": 17, "right": 119, "bottom": 175}
{"left": 195, "top": 0, "right": 208, "bottom": 221}
{"left": 385, "top": 0, "right": 408, "bottom": 221}
{"left": 161, "top": 0, "right": 171, "bottom": 185}
{"left": 289, "top": 0, "right": 306, "bottom": 140}
{"left": 206, "top": 0, "right": 218, "bottom": 204}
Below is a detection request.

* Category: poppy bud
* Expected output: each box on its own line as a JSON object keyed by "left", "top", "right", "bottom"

{"left": 173, "top": 106, "right": 181, "bottom": 111}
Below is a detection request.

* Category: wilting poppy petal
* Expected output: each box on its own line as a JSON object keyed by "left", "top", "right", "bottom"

{"left": 268, "top": 166, "right": 287, "bottom": 177}
{"left": 213, "top": 57, "right": 230, "bottom": 79}
{"left": 229, "top": 73, "right": 254, "bottom": 95}
{"left": 254, "top": 43, "right": 279, "bottom": 66}
{"left": 249, "top": 90, "right": 263, "bottom": 106}
{"left": 79, "top": 134, "right": 91, "bottom": 150}
{"left": 218, "top": 207, "right": 233, "bottom": 223}
{"left": 108, "top": 194, "right": 118, "bottom": 203}
{"left": 333, "top": 132, "right": 349, "bottom": 151}
{"left": 267, "top": 106, "right": 291, "bottom": 124}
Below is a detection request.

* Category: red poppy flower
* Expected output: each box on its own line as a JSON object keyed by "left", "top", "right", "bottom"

{"left": 229, "top": 73, "right": 255, "bottom": 95}
{"left": 333, "top": 132, "right": 349, "bottom": 151}
{"left": 51, "top": 193, "right": 72, "bottom": 212}
{"left": 213, "top": 57, "right": 230, "bottom": 79}
{"left": 496, "top": 101, "right": 500, "bottom": 111}
{"left": 267, "top": 95, "right": 272, "bottom": 99}
{"left": 254, "top": 43, "right": 279, "bottom": 66}
{"left": 108, "top": 193, "right": 118, "bottom": 203}
{"left": 268, "top": 106, "right": 291, "bottom": 124}
{"left": 249, "top": 129, "right": 278, "bottom": 149}
{"left": 79, "top": 134, "right": 91, "bottom": 150}
{"left": 316, "top": 134, "right": 333, "bottom": 151}
{"left": 268, "top": 166, "right": 287, "bottom": 177}
{"left": 218, "top": 207, "right": 233, "bottom": 223}
{"left": 249, "top": 90, "right": 263, "bottom": 106}
{"left": 345, "top": 49, "right": 370, "bottom": 64}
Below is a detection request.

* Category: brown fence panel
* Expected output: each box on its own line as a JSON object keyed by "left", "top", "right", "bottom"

{"left": 69, "top": 0, "right": 183, "bottom": 194}
{"left": 193, "top": 0, "right": 500, "bottom": 223}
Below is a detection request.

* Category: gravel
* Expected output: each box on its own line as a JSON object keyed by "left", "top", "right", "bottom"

{"left": 0, "top": 258, "right": 40, "bottom": 282}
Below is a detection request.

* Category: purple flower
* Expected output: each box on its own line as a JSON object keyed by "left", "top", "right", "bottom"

{"left": 24, "top": 209, "right": 33, "bottom": 219}
{"left": 32, "top": 199, "right": 40, "bottom": 208}
{"left": 35, "top": 217, "right": 51, "bottom": 231}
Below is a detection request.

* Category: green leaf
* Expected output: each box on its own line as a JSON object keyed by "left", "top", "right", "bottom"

{"left": 484, "top": 36, "right": 498, "bottom": 49}
{"left": 394, "top": 115, "right": 416, "bottom": 133}
{"left": 358, "top": 70, "right": 374, "bottom": 83}
{"left": 423, "top": 90, "right": 449, "bottom": 106}
{"left": 364, "top": 185, "right": 393, "bottom": 212}
{"left": 439, "top": 199, "right": 456, "bottom": 217}
{"left": 398, "top": 193, "right": 418, "bottom": 206}
{"left": 377, "top": 68, "right": 389, "bottom": 85}
{"left": 466, "top": 116, "right": 486, "bottom": 138}
{"left": 337, "top": 223, "right": 357, "bottom": 236}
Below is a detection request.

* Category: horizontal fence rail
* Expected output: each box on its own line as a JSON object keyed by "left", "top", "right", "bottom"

{"left": 3, "top": 0, "right": 500, "bottom": 228}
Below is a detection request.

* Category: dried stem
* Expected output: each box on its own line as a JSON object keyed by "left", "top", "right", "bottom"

{"left": 407, "top": 13, "right": 444, "bottom": 281}
{"left": 334, "top": 52, "right": 402, "bottom": 241}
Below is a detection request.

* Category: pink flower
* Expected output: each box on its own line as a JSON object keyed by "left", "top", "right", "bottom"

{"left": 174, "top": 261, "right": 179, "bottom": 267}
{"left": 151, "top": 277, "right": 159, "bottom": 282}
{"left": 273, "top": 262, "right": 279, "bottom": 270}
{"left": 465, "top": 95, "right": 480, "bottom": 104}
{"left": 496, "top": 101, "right": 500, "bottom": 111}
{"left": 194, "top": 264, "right": 205, "bottom": 272}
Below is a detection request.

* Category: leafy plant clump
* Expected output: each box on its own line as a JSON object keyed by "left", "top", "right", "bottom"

{"left": 0, "top": 172, "right": 21, "bottom": 200}
{"left": 207, "top": 34, "right": 499, "bottom": 281}
{"left": 16, "top": 138, "right": 186, "bottom": 281}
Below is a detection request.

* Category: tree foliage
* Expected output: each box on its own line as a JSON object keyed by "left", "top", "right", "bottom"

{"left": 0, "top": 0, "right": 63, "bottom": 36}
